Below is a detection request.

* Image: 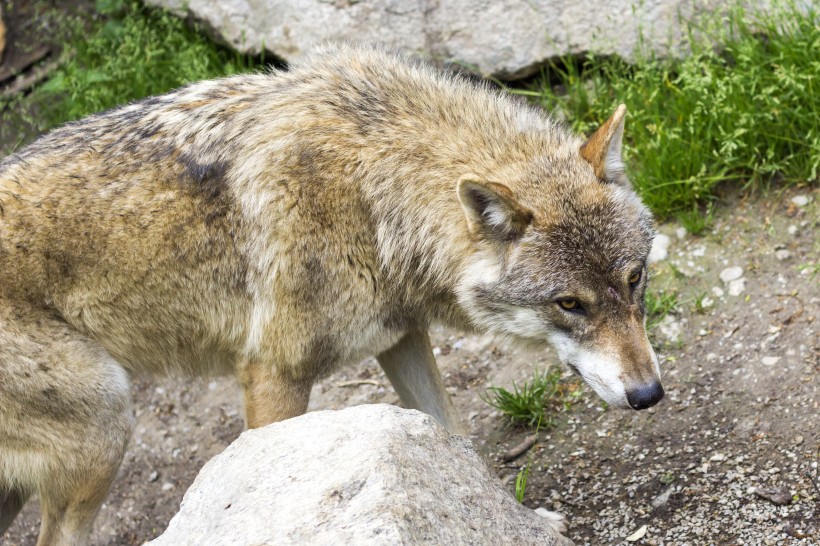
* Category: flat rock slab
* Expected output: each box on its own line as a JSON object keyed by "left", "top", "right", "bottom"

{"left": 146, "top": 404, "right": 572, "bottom": 545}
{"left": 145, "top": 0, "right": 754, "bottom": 79}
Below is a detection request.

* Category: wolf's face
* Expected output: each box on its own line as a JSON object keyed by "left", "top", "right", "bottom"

{"left": 456, "top": 105, "right": 663, "bottom": 410}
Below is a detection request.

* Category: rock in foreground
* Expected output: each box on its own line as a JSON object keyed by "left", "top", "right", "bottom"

{"left": 146, "top": 404, "right": 572, "bottom": 546}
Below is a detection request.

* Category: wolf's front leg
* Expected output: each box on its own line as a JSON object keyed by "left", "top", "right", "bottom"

{"left": 377, "top": 330, "right": 464, "bottom": 435}
{"left": 238, "top": 360, "right": 313, "bottom": 429}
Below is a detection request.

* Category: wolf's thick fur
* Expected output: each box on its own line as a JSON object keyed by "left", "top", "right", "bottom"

{"left": 0, "top": 44, "right": 661, "bottom": 544}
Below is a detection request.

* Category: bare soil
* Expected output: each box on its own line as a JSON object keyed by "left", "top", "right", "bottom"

{"left": 1, "top": 5, "right": 817, "bottom": 545}
{"left": 5, "top": 188, "right": 817, "bottom": 545}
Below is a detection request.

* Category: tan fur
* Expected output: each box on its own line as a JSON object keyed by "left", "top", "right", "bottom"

{"left": 0, "top": 44, "right": 660, "bottom": 543}
{"left": 0, "top": 4, "right": 5, "bottom": 64}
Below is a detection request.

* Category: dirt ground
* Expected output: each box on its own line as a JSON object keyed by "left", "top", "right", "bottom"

{"left": 1, "top": 4, "right": 818, "bottom": 545}
{"left": 4, "top": 184, "right": 817, "bottom": 546}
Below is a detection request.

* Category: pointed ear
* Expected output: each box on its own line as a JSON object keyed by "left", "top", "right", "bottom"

{"left": 457, "top": 177, "right": 533, "bottom": 241}
{"left": 580, "top": 104, "right": 627, "bottom": 182}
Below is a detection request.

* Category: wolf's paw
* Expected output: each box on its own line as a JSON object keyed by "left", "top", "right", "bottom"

{"left": 534, "top": 507, "right": 569, "bottom": 534}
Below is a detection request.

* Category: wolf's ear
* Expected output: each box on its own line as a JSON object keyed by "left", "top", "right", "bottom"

{"left": 580, "top": 104, "right": 627, "bottom": 183}
{"left": 457, "top": 178, "right": 533, "bottom": 241}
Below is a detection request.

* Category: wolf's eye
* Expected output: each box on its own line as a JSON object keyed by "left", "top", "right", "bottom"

{"left": 558, "top": 298, "right": 581, "bottom": 311}
{"left": 629, "top": 271, "right": 642, "bottom": 286}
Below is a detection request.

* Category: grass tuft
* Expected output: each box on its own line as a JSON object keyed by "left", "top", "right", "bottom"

{"left": 529, "top": 1, "right": 820, "bottom": 221}
{"left": 483, "top": 368, "right": 580, "bottom": 428}
{"left": 1, "top": 0, "right": 260, "bottom": 153}
{"left": 514, "top": 457, "right": 531, "bottom": 502}
{"left": 646, "top": 288, "right": 679, "bottom": 332}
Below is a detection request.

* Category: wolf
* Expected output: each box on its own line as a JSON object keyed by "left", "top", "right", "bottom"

{"left": 0, "top": 43, "right": 662, "bottom": 545}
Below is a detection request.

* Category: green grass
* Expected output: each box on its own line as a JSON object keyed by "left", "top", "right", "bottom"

{"left": 483, "top": 368, "right": 580, "bottom": 428}
{"left": 677, "top": 203, "right": 715, "bottom": 235}
{"left": 4, "top": 0, "right": 816, "bottom": 220}
{"left": 526, "top": 1, "right": 820, "bottom": 220}
{"left": 1, "top": 0, "right": 259, "bottom": 152}
{"left": 646, "top": 288, "right": 679, "bottom": 332}
{"left": 514, "top": 464, "right": 530, "bottom": 503}
{"left": 692, "top": 291, "right": 711, "bottom": 314}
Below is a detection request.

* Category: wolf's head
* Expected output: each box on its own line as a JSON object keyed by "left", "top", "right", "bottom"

{"left": 456, "top": 105, "right": 663, "bottom": 410}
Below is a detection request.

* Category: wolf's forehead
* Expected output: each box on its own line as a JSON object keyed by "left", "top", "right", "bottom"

{"left": 529, "top": 203, "right": 653, "bottom": 269}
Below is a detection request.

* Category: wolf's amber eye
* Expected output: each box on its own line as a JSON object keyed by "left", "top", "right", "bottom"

{"left": 629, "top": 271, "right": 642, "bottom": 286}
{"left": 558, "top": 298, "right": 580, "bottom": 310}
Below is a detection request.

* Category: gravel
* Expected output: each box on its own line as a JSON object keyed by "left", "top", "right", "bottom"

{"left": 4, "top": 191, "right": 816, "bottom": 546}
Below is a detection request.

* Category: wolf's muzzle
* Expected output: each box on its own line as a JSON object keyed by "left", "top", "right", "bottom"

{"left": 626, "top": 381, "right": 664, "bottom": 410}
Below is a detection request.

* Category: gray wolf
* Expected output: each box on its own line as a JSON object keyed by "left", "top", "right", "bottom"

{"left": 0, "top": 43, "right": 662, "bottom": 545}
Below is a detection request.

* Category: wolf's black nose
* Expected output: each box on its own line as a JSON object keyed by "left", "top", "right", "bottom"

{"left": 626, "top": 382, "right": 664, "bottom": 410}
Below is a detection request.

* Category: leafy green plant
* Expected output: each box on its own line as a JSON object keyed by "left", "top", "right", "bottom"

{"left": 483, "top": 368, "right": 577, "bottom": 428}
{"left": 528, "top": 1, "right": 820, "bottom": 221}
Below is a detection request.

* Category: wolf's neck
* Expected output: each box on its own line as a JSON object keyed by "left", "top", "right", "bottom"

{"left": 361, "top": 169, "right": 477, "bottom": 329}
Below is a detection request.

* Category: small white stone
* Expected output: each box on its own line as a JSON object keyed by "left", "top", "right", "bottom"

{"left": 712, "top": 286, "right": 725, "bottom": 298}
{"left": 675, "top": 227, "right": 688, "bottom": 240}
{"left": 787, "top": 225, "right": 798, "bottom": 236}
{"left": 161, "top": 482, "right": 175, "bottom": 491}
{"left": 148, "top": 471, "right": 159, "bottom": 482}
{"left": 790, "top": 195, "right": 810, "bottom": 207}
{"left": 698, "top": 329, "right": 708, "bottom": 336}
{"left": 625, "top": 524, "right": 648, "bottom": 542}
{"left": 649, "top": 233, "right": 671, "bottom": 263}
{"left": 706, "top": 353, "right": 718, "bottom": 361}
{"left": 691, "top": 245, "right": 706, "bottom": 257}
{"left": 720, "top": 266, "right": 744, "bottom": 283}
{"left": 658, "top": 315, "right": 682, "bottom": 343}
{"left": 774, "top": 249, "right": 791, "bottom": 261}
{"left": 652, "top": 488, "right": 673, "bottom": 508}
{"left": 728, "top": 278, "right": 746, "bottom": 296}
{"left": 700, "top": 296, "right": 714, "bottom": 309}
{"left": 533, "top": 507, "right": 552, "bottom": 518}
{"left": 761, "top": 356, "right": 780, "bottom": 366}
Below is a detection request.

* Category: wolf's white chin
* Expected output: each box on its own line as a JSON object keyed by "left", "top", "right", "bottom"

{"left": 548, "top": 332, "right": 630, "bottom": 408}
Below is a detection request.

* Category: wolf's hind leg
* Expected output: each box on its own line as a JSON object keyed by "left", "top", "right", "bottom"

{"left": 0, "top": 488, "right": 27, "bottom": 536}
{"left": 36, "top": 455, "right": 125, "bottom": 546}
{"left": 0, "top": 301, "right": 133, "bottom": 546}
{"left": 377, "top": 329, "right": 464, "bottom": 434}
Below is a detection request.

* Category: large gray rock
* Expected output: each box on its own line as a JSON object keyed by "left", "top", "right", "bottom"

{"left": 146, "top": 0, "right": 753, "bottom": 79}
{"left": 146, "top": 404, "right": 572, "bottom": 545}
